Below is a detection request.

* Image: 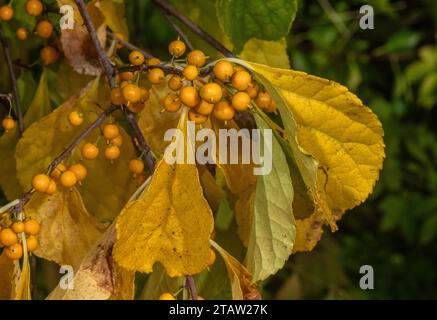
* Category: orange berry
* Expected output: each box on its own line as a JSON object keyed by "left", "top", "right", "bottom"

{"left": 82, "top": 143, "right": 99, "bottom": 160}
{"left": 188, "top": 110, "right": 207, "bottom": 124}
{"left": 129, "top": 50, "right": 145, "bottom": 66}
{"left": 197, "top": 296, "right": 205, "bottom": 300}
{"left": 24, "top": 219, "right": 40, "bottom": 236}
{"left": 122, "top": 84, "right": 142, "bottom": 103}
{"left": 213, "top": 61, "right": 234, "bottom": 81}
{"left": 104, "top": 145, "right": 121, "bottom": 160}
{"left": 255, "top": 91, "right": 272, "bottom": 109}
{"left": 26, "top": 235, "right": 38, "bottom": 252}
{"left": 207, "top": 248, "right": 216, "bottom": 266}
{"left": 11, "top": 222, "right": 25, "bottom": 234}
{"left": 46, "top": 179, "right": 57, "bottom": 195}
{"left": 2, "top": 117, "right": 16, "bottom": 131}
{"left": 119, "top": 71, "right": 135, "bottom": 81}
{"left": 231, "top": 92, "right": 251, "bottom": 112}
{"left": 110, "top": 135, "right": 123, "bottom": 147}
{"left": 128, "top": 102, "right": 145, "bottom": 113}
{"left": 148, "top": 68, "right": 165, "bottom": 85}
{"left": 0, "top": 5, "right": 13, "bottom": 21}
{"left": 200, "top": 83, "right": 223, "bottom": 103}
{"left": 168, "top": 75, "right": 183, "bottom": 91}
{"left": 213, "top": 101, "right": 235, "bottom": 121}
{"left": 140, "top": 87, "right": 149, "bottom": 102}
{"left": 25, "top": 0, "right": 43, "bottom": 16}
{"left": 69, "top": 164, "right": 87, "bottom": 181}
{"left": 179, "top": 86, "right": 200, "bottom": 108}
{"left": 148, "top": 57, "right": 161, "bottom": 66}
{"left": 245, "top": 82, "right": 259, "bottom": 98}
{"left": 187, "top": 50, "right": 207, "bottom": 67}
{"left": 195, "top": 100, "right": 214, "bottom": 116}
{"left": 16, "top": 27, "right": 28, "bottom": 40}
{"left": 5, "top": 243, "right": 23, "bottom": 260}
{"left": 51, "top": 163, "right": 66, "bottom": 178}
{"left": 68, "top": 111, "right": 83, "bottom": 126}
{"left": 40, "top": 46, "right": 59, "bottom": 65}
{"left": 60, "top": 170, "right": 77, "bottom": 188}
{"left": 264, "top": 100, "right": 277, "bottom": 113}
{"left": 110, "top": 87, "right": 127, "bottom": 105}
{"left": 0, "top": 228, "right": 18, "bottom": 246}
{"left": 32, "top": 174, "right": 50, "bottom": 193}
{"left": 36, "top": 20, "right": 53, "bottom": 38}
{"left": 129, "top": 159, "right": 144, "bottom": 174}
{"left": 231, "top": 70, "right": 251, "bottom": 91}
{"left": 103, "top": 124, "right": 120, "bottom": 140}
{"left": 159, "top": 293, "right": 176, "bottom": 300}
{"left": 182, "top": 65, "right": 199, "bottom": 81}
{"left": 163, "top": 93, "right": 182, "bottom": 113}
{"left": 168, "top": 40, "right": 186, "bottom": 58}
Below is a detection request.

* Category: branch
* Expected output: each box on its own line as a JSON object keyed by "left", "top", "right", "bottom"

{"left": 107, "top": 31, "right": 153, "bottom": 59}
{"left": 185, "top": 276, "right": 198, "bottom": 300}
{"left": 161, "top": 12, "right": 194, "bottom": 51}
{"left": 152, "top": 0, "right": 234, "bottom": 58}
{"left": 0, "top": 25, "right": 24, "bottom": 134}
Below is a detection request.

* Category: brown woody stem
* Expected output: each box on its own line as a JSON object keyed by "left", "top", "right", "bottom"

{"left": 107, "top": 31, "right": 153, "bottom": 59}
{"left": 161, "top": 12, "right": 194, "bottom": 51}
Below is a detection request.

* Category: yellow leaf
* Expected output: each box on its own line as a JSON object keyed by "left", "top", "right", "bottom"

{"left": 211, "top": 240, "right": 261, "bottom": 300}
{"left": 95, "top": 0, "right": 129, "bottom": 39}
{"left": 25, "top": 188, "right": 105, "bottom": 268}
{"left": 47, "top": 225, "right": 135, "bottom": 300}
{"left": 0, "top": 252, "right": 18, "bottom": 299}
{"left": 293, "top": 211, "right": 325, "bottom": 253}
{"left": 198, "top": 165, "right": 224, "bottom": 212}
{"left": 240, "top": 38, "right": 290, "bottom": 69}
{"left": 15, "top": 79, "right": 137, "bottom": 221}
{"left": 234, "top": 188, "right": 255, "bottom": 247}
{"left": 114, "top": 109, "right": 214, "bottom": 277}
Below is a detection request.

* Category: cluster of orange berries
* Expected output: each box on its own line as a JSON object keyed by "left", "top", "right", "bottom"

{"left": 0, "top": 0, "right": 59, "bottom": 65}
{"left": 158, "top": 248, "right": 216, "bottom": 300}
{"left": 0, "top": 218, "right": 40, "bottom": 260}
{"left": 2, "top": 116, "right": 16, "bottom": 132}
{"left": 32, "top": 162, "right": 87, "bottom": 193}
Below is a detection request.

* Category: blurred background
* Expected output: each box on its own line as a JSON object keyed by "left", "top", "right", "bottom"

{"left": 1, "top": 0, "right": 436, "bottom": 299}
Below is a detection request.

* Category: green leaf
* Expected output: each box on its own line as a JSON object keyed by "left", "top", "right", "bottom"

{"left": 216, "top": 0, "right": 297, "bottom": 53}
{"left": 215, "top": 191, "right": 234, "bottom": 231}
{"left": 245, "top": 114, "right": 295, "bottom": 282}
{"left": 139, "top": 263, "right": 184, "bottom": 300}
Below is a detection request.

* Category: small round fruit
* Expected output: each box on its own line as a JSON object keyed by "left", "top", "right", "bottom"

{"left": 0, "top": 228, "right": 18, "bottom": 246}
{"left": 245, "top": 82, "right": 259, "bottom": 98}
{"left": 231, "top": 92, "right": 251, "bottom": 112}
{"left": 51, "top": 163, "right": 66, "bottom": 178}
{"left": 69, "top": 164, "right": 87, "bottom": 181}
{"left": 129, "top": 50, "right": 145, "bottom": 66}
{"left": 231, "top": 70, "right": 251, "bottom": 91}
{"left": 163, "top": 94, "right": 182, "bottom": 113}
{"left": 213, "top": 61, "right": 234, "bottom": 81}
{"left": 60, "top": 170, "right": 77, "bottom": 188}
{"left": 188, "top": 110, "right": 207, "bottom": 124}
{"left": 182, "top": 65, "right": 199, "bottom": 81}
{"left": 207, "top": 248, "right": 216, "bottom": 266}
{"left": 2, "top": 117, "right": 16, "bottom": 131}
{"left": 159, "top": 293, "right": 176, "bottom": 300}
{"left": 148, "top": 57, "right": 161, "bottom": 66}
{"left": 187, "top": 50, "right": 206, "bottom": 67}
{"left": 195, "top": 100, "right": 214, "bottom": 116}
{"left": 25, "top": 0, "right": 43, "bottom": 16}
{"left": 82, "top": 143, "right": 99, "bottom": 160}
{"left": 148, "top": 68, "right": 165, "bottom": 85}
{"left": 104, "top": 145, "right": 121, "bottom": 160}
{"left": 16, "top": 27, "right": 28, "bottom": 40}
{"left": 32, "top": 174, "right": 50, "bottom": 193}
{"left": 26, "top": 235, "right": 38, "bottom": 252}
{"left": 168, "top": 75, "right": 183, "bottom": 91}
{"left": 110, "top": 87, "right": 126, "bottom": 105}
{"left": 110, "top": 135, "right": 123, "bottom": 147}
{"left": 36, "top": 20, "right": 53, "bottom": 38}
{"left": 119, "top": 71, "right": 134, "bottom": 81}
{"left": 122, "top": 84, "right": 142, "bottom": 103}
{"left": 200, "top": 83, "right": 223, "bottom": 104}
{"left": 129, "top": 159, "right": 144, "bottom": 174}
{"left": 11, "top": 222, "right": 25, "bottom": 234}
{"left": 24, "top": 219, "right": 40, "bottom": 235}
{"left": 264, "top": 100, "right": 277, "bottom": 113}
{"left": 140, "top": 87, "right": 149, "bottom": 103}
{"left": 168, "top": 40, "right": 186, "bottom": 58}
{"left": 46, "top": 179, "right": 57, "bottom": 195}
{"left": 197, "top": 296, "right": 205, "bottom": 300}
{"left": 179, "top": 86, "right": 200, "bottom": 108}
{"left": 5, "top": 243, "right": 23, "bottom": 260}
{"left": 255, "top": 91, "right": 272, "bottom": 109}
{"left": 40, "top": 46, "right": 59, "bottom": 65}
{"left": 68, "top": 111, "right": 83, "bottom": 126}
{"left": 0, "top": 5, "right": 13, "bottom": 21}
{"left": 213, "top": 101, "right": 235, "bottom": 121}
{"left": 128, "top": 102, "right": 145, "bottom": 113}
{"left": 103, "top": 124, "right": 119, "bottom": 140}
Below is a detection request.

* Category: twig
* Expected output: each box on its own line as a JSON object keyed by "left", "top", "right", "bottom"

{"left": 186, "top": 276, "right": 198, "bottom": 300}
{"left": 161, "top": 12, "right": 194, "bottom": 51}
{"left": 0, "top": 25, "right": 24, "bottom": 134}
{"left": 116, "top": 63, "right": 182, "bottom": 76}
{"left": 107, "top": 31, "right": 153, "bottom": 59}
{"left": 152, "top": 0, "right": 234, "bottom": 58}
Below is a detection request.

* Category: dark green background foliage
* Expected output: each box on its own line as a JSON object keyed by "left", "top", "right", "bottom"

{"left": 1, "top": 0, "right": 436, "bottom": 299}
